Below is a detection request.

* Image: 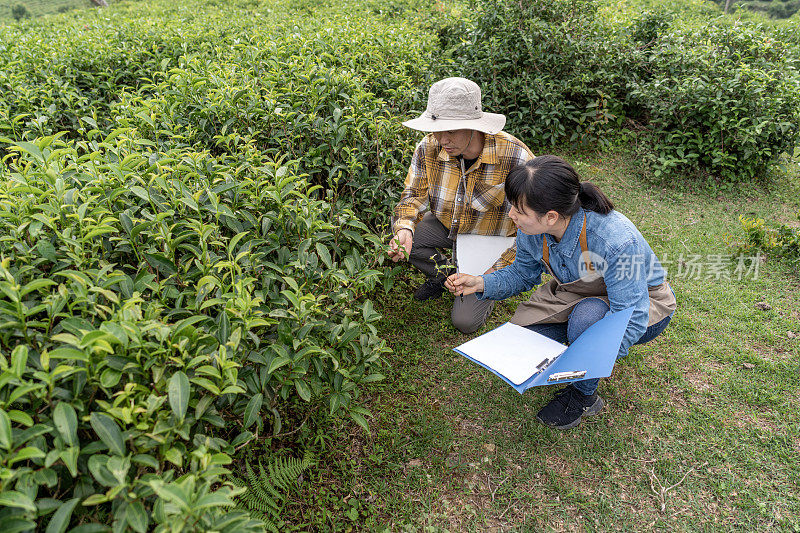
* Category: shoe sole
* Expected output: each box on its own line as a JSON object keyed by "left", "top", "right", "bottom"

{"left": 537, "top": 396, "right": 604, "bottom": 430}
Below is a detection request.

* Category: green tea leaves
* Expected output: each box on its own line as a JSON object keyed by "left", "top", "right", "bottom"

{"left": 90, "top": 413, "right": 126, "bottom": 457}
{"left": 53, "top": 403, "right": 78, "bottom": 447}
{"left": 243, "top": 393, "right": 263, "bottom": 429}
{"left": 168, "top": 371, "right": 190, "bottom": 422}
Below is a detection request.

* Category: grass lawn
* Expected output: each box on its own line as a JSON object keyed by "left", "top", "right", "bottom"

{"left": 291, "top": 146, "right": 800, "bottom": 531}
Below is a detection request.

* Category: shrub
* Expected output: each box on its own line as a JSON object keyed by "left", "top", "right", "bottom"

{"left": 438, "top": 0, "right": 800, "bottom": 183}
{"left": 0, "top": 0, "right": 437, "bottom": 228}
{"left": 739, "top": 214, "right": 800, "bottom": 266}
{"left": 0, "top": 132, "right": 390, "bottom": 529}
{"left": 628, "top": 20, "right": 800, "bottom": 182}
{"left": 442, "top": 0, "right": 630, "bottom": 147}
{"left": 11, "top": 4, "right": 29, "bottom": 21}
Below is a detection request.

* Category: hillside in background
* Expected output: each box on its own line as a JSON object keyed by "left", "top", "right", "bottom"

{"left": 721, "top": 0, "right": 799, "bottom": 18}
{"left": 0, "top": 0, "right": 93, "bottom": 21}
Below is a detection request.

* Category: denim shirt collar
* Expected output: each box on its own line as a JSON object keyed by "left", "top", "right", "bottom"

{"left": 545, "top": 207, "right": 584, "bottom": 258}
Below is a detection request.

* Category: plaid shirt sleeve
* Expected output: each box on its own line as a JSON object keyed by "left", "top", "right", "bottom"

{"left": 392, "top": 139, "right": 430, "bottom": 235}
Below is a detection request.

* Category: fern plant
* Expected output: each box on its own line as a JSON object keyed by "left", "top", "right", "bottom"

{"left": 229, "top": 450, "right": 314, "bottom": 532}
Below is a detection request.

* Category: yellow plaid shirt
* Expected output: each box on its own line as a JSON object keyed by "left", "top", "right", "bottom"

{"left": 393, "top": 131, "right": 534, "bottom": 268}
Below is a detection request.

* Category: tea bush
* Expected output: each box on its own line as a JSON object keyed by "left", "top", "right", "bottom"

{"left": 114, "top": 12, "right": 435, "bottom": 226}
{"left": 441, "top": 0, "right": 630, "bottom": 147}
{"left": 0, "top": 1, "right": 442, "bottom": 526}
{"left": 628, "top": 19, "right": 800, "bottom": 182}
{"left": 0, "top": 7, "right": 210, "bottom": 138}
{"left": 0, "top": 0, "right": 427, "bottom": 529}
{"left": 0, "top": 0, "right": 437, "bottom": 227}
{"left": 440, "top": 0, "right": 800, "bottom": 183}
{"left": 0, "top": 130, "right": 391, "bottom": 529}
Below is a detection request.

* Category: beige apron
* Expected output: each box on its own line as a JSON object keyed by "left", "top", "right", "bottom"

{"left": 510, "top": 215, "right": 677, "bottom": 327}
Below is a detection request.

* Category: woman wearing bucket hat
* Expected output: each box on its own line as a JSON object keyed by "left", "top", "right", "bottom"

{"left": 388, "top": 77, "right": 534, "bottom": 333}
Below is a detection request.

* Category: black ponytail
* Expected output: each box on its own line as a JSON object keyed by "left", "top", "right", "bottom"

{"left": 577, "top": 181, "right": 614, "bottom": 215}
{"left": 505, "top": 155, "right": 614, "bottom": 217}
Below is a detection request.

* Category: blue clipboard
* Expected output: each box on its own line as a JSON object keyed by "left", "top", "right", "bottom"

{"left": 453, "top": 307, "right": 635, "bottom": 394}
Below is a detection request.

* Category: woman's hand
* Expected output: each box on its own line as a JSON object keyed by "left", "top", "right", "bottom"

{"left": 445, "top": 273, "right": 484, "bottom": 296}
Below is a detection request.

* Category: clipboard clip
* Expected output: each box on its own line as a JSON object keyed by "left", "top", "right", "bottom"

{"left": 547, "top": 370, "right": 587, "bottom": 382}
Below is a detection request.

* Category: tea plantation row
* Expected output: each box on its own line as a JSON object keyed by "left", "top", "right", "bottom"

{"left": 0, "top": 0, "right": 436, "bottom": 530}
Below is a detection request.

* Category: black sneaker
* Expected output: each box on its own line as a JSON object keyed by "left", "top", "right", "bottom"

{"left": 536, "top": 385, "right": 604, "bottom": 430}
{"left": 413, "top": 277, "right": 446, "bottom": 301}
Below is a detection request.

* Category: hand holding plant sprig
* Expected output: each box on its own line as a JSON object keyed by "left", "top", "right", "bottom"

{"left": 446, "top": 272, "right": 484, "bottom": 296}
{"left": 388, "top": 229, "right": 413, "bottom": 262}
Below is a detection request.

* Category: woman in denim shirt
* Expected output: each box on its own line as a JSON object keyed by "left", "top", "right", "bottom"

{"left": 446, "top": 155, "right": 676, "bottom": 430}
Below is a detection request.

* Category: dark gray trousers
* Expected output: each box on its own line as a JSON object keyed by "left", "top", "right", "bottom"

{"left": 409, "top": 212, "right": 495, "bottom": 334}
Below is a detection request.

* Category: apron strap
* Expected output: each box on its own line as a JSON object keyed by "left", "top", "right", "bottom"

{"left": 542, "top": 213, "right": 594, "bottom": 282}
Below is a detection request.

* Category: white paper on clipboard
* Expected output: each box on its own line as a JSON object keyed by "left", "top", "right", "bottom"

{"left": 454, "top": 322, "right": 565, "bottom": 385}
{"left": 454, "top": 234, "right": 516, "bottom": 276}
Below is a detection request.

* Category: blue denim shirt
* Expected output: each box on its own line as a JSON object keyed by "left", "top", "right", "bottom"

{"left": 480, "top": 207, "right": 667, "bottom": 358}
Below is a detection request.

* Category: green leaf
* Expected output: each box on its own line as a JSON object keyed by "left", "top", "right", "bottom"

{"left": 349, "top": 411, "right": 370, "bottom": 435}
{"left": 132, "top": 454, "right": 159, "bottom": 470}
{"left": 144, "top": 253, "right": 177, "bottom": 277}
{"left": 45, "top": 497, "right": 80, "bottom": 533}
{"left": 125, "top": 501, "right": 148, "bottom": 533}
{"left": 231, "top": 431, "right": 254, "bottom": 448}
{"left": 362, "top": 299, "right": 376, "bottom": 321}
{"left": 37, "top": 240, "right": 57, "bottom": 262}
{"left": 129, "top": 186, "right": 149, "bottom": 202}
{"left": 243, "top": 393, "right": 263, "bottom": 429}
{"left": 315, "top": 242, "right": 333, "bottom": 269}
{"left": 20, "top": 279, "right": 56, "bottom": 297}
{"left": 190, "top": 377, "right": 220, "bottom": 395}
{"left": 151, "top": 482, "right": 190, "bottom": 511}
{"left": 217, "top": 311, "right": 230, "bottom": 345}
{"left": 7, "top": 410, "right": 33, "bottom": 427}
{"left": 106, "top": 455, "right": 130, "bottom": 485}
{"left": 11, "top": 345, "right": 28, "bottom": 377}
{"left": 164, "top": 447, "right": 183, "bottom": 467}
{"left": 338, "top": 327, "right": 360, "bottom": 346}
{"left": 267, "top": 356, "right": 292, "bottom": 374}
{"left": 8, "top": 384, "right": 42, "bottom": 405}
{"left": 294, "top": 379, "right": 312, "bottom": 402}
{"left": 168, "top": 371, "right": 189, "bottom": 421}
{"left": 194, "top": 491, "right": 235, "bottom": 510}
{"left": 2, "top": 517, "right": 37, "bottom": 533}
{"left": 53, "top": 402, "right": 78, "bottom": 447}
{"left": 81, "top": 493, "right": 110, "bottom": 506}
{"left": 0, "top": 490, "right": 37, "bottom": 512}
{"left": 61, "top": 446, "right": 79, "bottom": 477}
{"left": 9, "top": 446, "right": 45, "bottom": 465}
{"left": 0, "top": 409, "right": 12, "bottom": 450}
{"left": 48, "top": 348, "right": 89, "bottom": 362}
{"left": 14, "top": 141, "right": 44, "bottom": 163}
{"left": 88, "top": 455, "right": 117, "bottom": 487}
{"left": 90, "top": 413, "right": 126, "bottom": 456}
{"left": 119, "top": 212, "right": 133, "bottom": 235}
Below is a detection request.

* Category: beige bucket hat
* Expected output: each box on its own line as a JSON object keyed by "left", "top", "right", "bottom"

{"left": 402, "top": 77, "right": 506, "bottom": 135}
